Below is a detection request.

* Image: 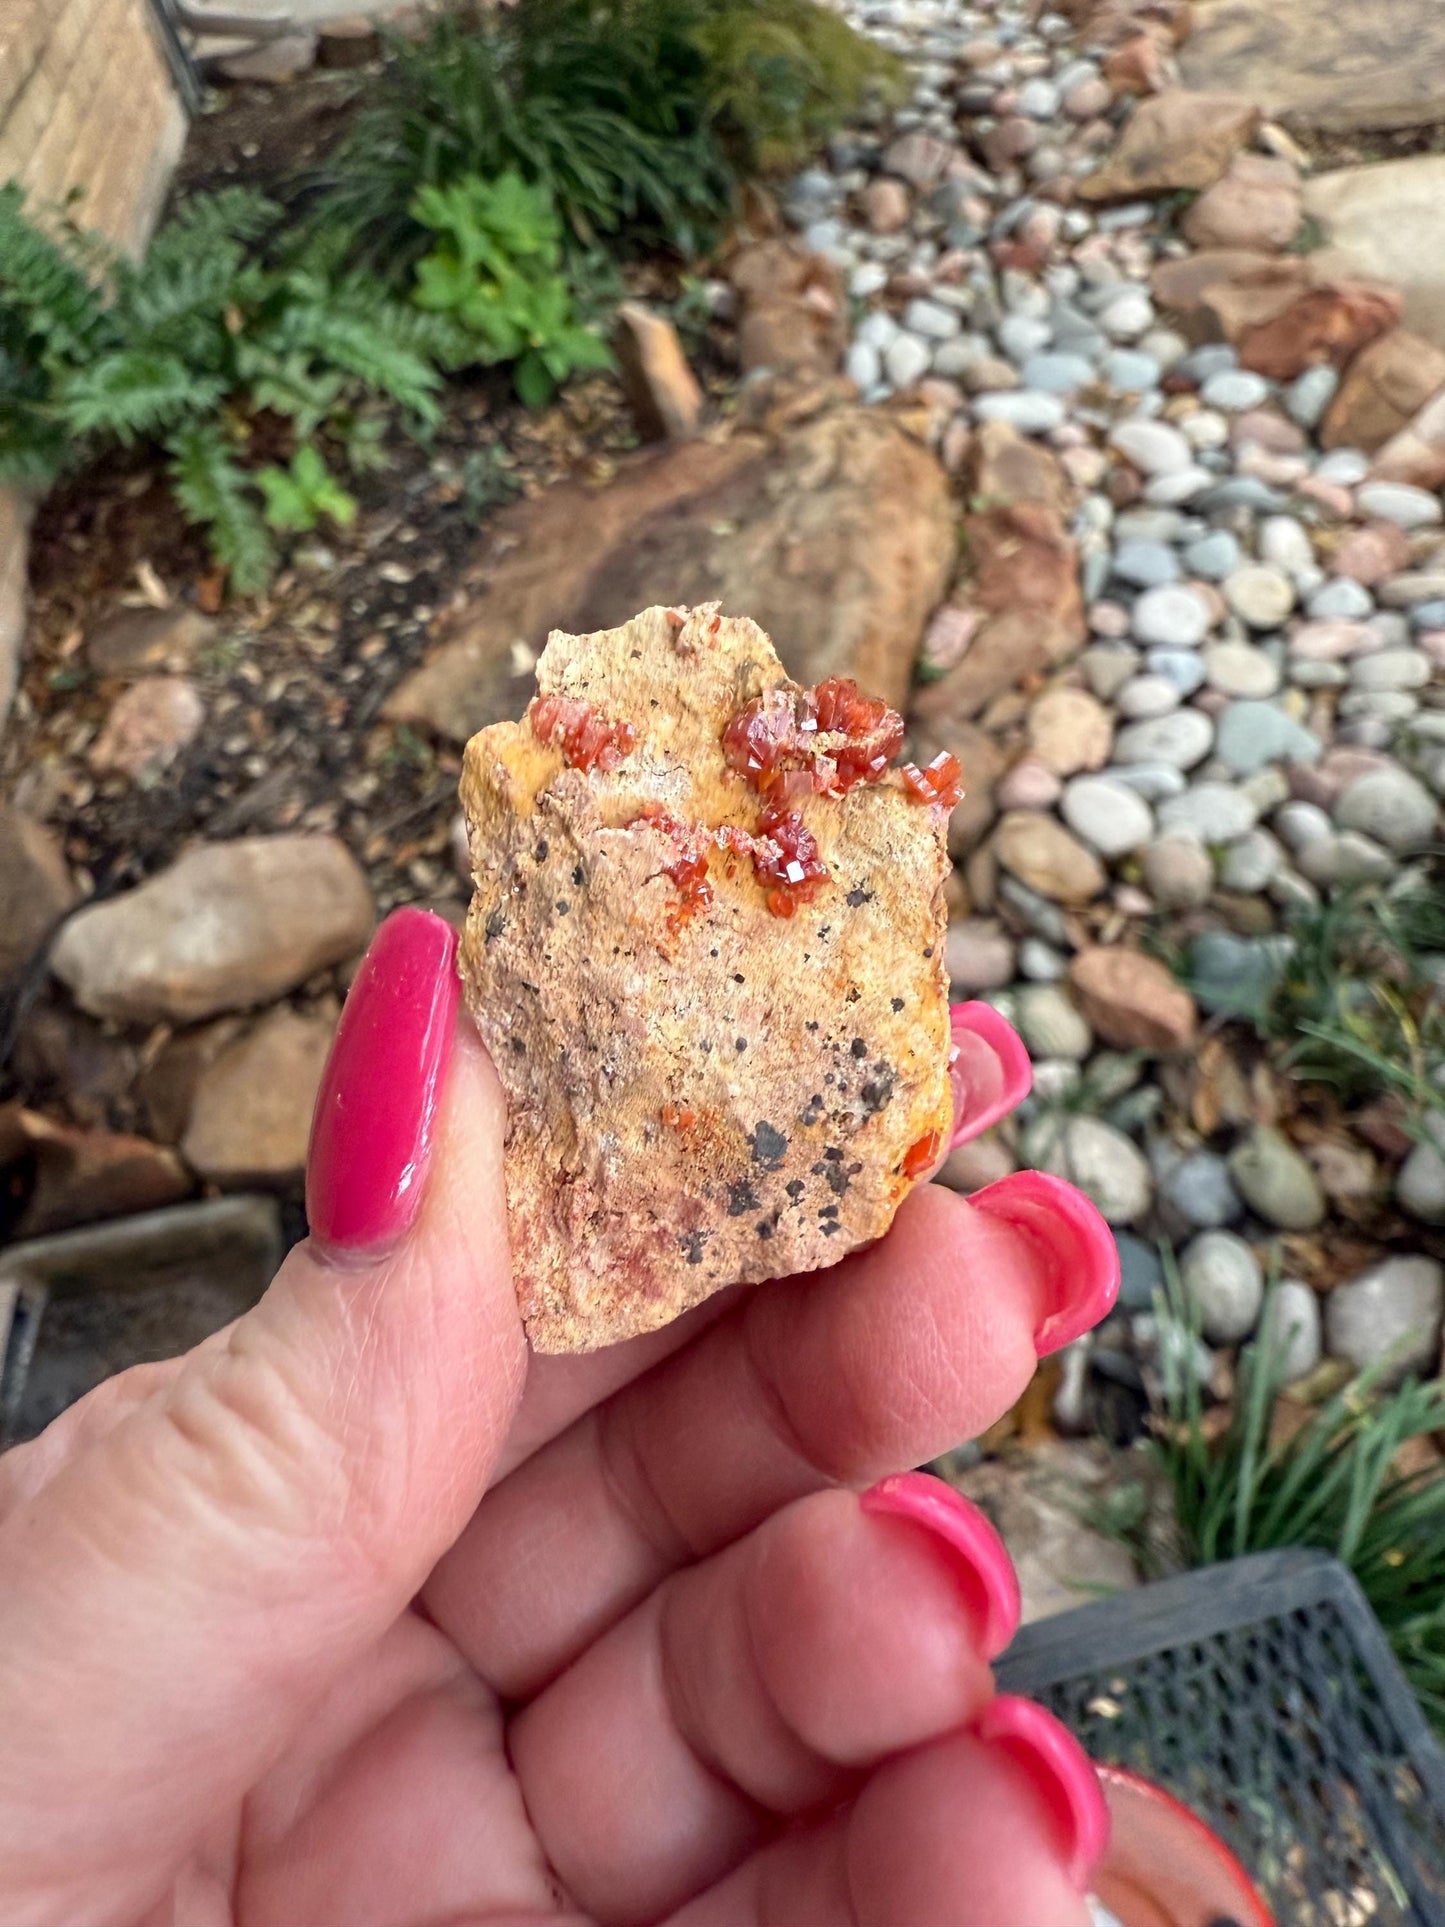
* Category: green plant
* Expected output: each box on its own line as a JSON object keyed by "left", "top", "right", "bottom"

{"left": 305, "top": 0, "right": 902, "bottom": 273}
{"left": 1262, "top": 878, "right": 1445, "bottom": 1129}
{"left": 0, "top": 184, "right": 451, "bottom": 590}
{"left": 307, "top": 0, "right": 731, "bottom": 271}
{"left": 693, "top": 0, "right": 906, "bottom": 171}
{"left": 255, "top": 442, "right": 358, "bottom": 533}
{"left": 1135, "top": 1265, "right": 1445, "bottom": 1730}
{"left": 411, "top": 173, "right": 612, "bottom": 405}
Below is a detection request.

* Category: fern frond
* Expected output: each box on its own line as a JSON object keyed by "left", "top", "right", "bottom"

{"left": 0, "top": 182, "right": 109, "bottom": 364}
{"left": 60, "top": 351, "right": 226, "bottom": 442}
{"left": 167, "top": 422, "right": 274, "bottom": 593}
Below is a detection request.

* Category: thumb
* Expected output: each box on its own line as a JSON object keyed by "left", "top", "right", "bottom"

{"left": 0, "top": 909, "right": 525, "bottom": 1919}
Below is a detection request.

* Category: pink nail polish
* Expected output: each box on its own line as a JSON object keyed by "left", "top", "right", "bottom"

{"left": 861, "top": 1472, "right": 1021, "bottom": 1659}
{"left": 974, "top": 1695, "right": 1110, "bottom": 1891}
{"left": 306, "top": 908, "right": 460, "bottom": 1254}
{"left": 948, "top": 1002, "right": 1033, "bottom": 1149}
{"left": 967, "top": 1170, "right": 1120, "bottom": 1356}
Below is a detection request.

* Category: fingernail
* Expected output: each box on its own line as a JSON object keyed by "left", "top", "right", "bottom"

{"left": 973, "top": 1695, "right": 1109, "bottom": 1891}
{"left": 967, "top": 1171, "right": 1120, "bottom": 1356}
{"left": 306, "top": 908, "right": 460, "bottom": 1254}
{"left": 948, "top": 1002, "right": 1033, "bottom": 1149}
{"left": 861, "top": 1472, "right": 1020, "bottom": 1659}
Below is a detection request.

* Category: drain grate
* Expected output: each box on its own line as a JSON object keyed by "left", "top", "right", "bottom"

{"left": 997, "top": 1549, "right": 1445, "bottom": 1926}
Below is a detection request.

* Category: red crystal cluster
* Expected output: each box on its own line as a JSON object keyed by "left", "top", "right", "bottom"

{"left": 633, "top": 802, "right": 716, "bottom": 933}
{"left": 530, "top": 694, "right": 637, "bottom": 773}
{"left": 900, "top": 751, "right": 964, "bottom": 810}
{"left": 749, "top": 803, "right": 828, "bottom": 918}
{"left": 722, "top": 677, "right": 906, "bottom": 799}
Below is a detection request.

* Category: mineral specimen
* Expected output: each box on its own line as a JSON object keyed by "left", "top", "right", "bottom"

{"left": 459, "top": 604, "right": 955, "bottom": 1352}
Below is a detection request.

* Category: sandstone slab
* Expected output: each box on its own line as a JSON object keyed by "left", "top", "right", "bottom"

{"left": 50, "top": 835, "right": 374, "bottom": 1025}
{"left": 1321, "top": 329, "right": 1445, "bottom": 453}
{"left": 1078, "top": 91, "right": 1261, "bottom": 201}
{"left": 1303, "top": 157, "right": 1445, "bottom": 351}
{"left": 1180, "top": 0, "right": 1445, "bottom": 134}
{"left": 1236, "top": 283, "right": 1402, "bottom": 381}
{"left": 459, "top": 606, "right": 953, "bottom": 1352}
{"left": 387, "top": 410, "right": 955, "bottom": 738}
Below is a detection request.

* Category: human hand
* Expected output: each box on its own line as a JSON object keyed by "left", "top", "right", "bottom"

{"left": 0, "top": 910, "right": 1119, "bottom": 1927}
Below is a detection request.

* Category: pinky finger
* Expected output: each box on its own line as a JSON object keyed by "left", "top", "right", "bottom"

{"left": 663, "top": 1702, "right": 1105, "bottom": 1927}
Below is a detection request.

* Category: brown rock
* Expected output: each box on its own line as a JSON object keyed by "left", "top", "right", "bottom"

{"left": 861, "top": 177, "right": 911, "bottom": 233}
{"left": 993, "top": 813, "right": 1106, "bottom": 903}
{"left": 1181, "top": 153, "right": 1301, "bottom": 252}
{"left": 1237, "top": 282, "right": 1402, "bottom": 380}
{"left": 387, "top": 408, "right": 956, "bottom": 737}
{"left": 1078, "top": 90, "right": 1260, "bottom": 200}
{"left": 136, "top": 1019, "right": 246, "bottom": 1145}
{"left": 1150, "top": 250, "right": 1311, "bottom": 344}
{"left": 89, "top": 676, "right": 205, "bottom": 779}
{"left": 86, "top": 605, "right": 216, "bottom": 677}
{"left": 1069, "top": 945, "right": 1198, "bottom": 1051}
{"left": 970, "top": 420, "right": 1074, "bottom": 517}
{"left": 882, "top": 130, "right": 959, "bottom": 189}
{"left": 218, "top": 31, "right": 318, "bottom": 81}
{"left": 1320, "top": 330, "right": 1445, "bottom": 453}
{"left": 0, "top": 805, "right": 76, "bottom": 985}
{"left": 181, "top": 1004, "right": 336, "bottom": 1187}
{"left": 50, "top": 835, "right": 374, "bottom": 1025}
{"left": 10, "top": 993, "right": 139, "bottom": 1129}
{"left": 315, "top": 15, "right": 381, "bottom": 66}
{"left": 730, "top": 240, "right": 847, "bottom": 378}
{"left": 908, "top": 497, "right": 1084, "bottom": 725}
{"left": 1026, "top": 686, "right": 1114, "bottom": 776}
{"left": 613, "top": 303, "right": 702, "bottom": 443}
{"left": 1370, "top": 387, "right": 1445, "bottom": 490}
{"left": 1104, "top": 31, "right": 1174, "bottom": 95}
{"left": 4, "top": 1107, "right": 191, "bottom": 1238}
{"left": 458, "top": 606, "right": 952, "bottom": 1352}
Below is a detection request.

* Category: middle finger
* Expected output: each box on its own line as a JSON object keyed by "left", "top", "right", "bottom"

{"left": 423, "top": 1174, "right": 1116, "bottom": 1698}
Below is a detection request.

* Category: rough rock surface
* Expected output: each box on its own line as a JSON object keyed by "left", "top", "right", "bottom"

{"left": 50, "top": 835, "right": 374, "bottom": 1024}
{"left": 459, "top": 606, "right": 953, "bottom": 1352}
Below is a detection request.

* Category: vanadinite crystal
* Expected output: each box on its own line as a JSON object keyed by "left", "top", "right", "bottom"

{"left": 459, "top": 605, "right": 954, "bottom": 1354}
{"left": 530, "top": 693, "right": 637, "bottom": 772}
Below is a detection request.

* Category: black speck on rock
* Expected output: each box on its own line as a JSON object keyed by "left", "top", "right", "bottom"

{"left": 749, "top": 1120, "right": 789, "bottom": 1168}
{"left": 679, "top": 1229, "right": 708, "bottom": 1265}
{"left": 727, "top": 1179, "right": 759, "bottom": 1217}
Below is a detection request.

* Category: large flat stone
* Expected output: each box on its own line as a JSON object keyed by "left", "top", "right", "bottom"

{"left": 1180, "top": 0, "right": 1445, "bottom": 133}
{"left": 1304, "top": 157, "right": 1445, "bottom": 350}
{"left": 385, "top": 408, "right": 957, "bottom": 741}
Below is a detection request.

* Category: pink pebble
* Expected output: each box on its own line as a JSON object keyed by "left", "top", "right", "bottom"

{"left": 996, "top": 756, "right": 1064, "bottom": 811}
{"left": 1230, "top": 410, "right": 1306, "bottom": 455}
{"left": 1295, "top": 476, "right": 1354, "bottom": 520}
{"left": 1418, "top": 629, "right": 1445, "bottom": 666}
{"left": 1288, "top": 620, "right": 1372, "bottom": 661}
{"left": 1088, "top": 599, "right": 1131, "bottom": 638}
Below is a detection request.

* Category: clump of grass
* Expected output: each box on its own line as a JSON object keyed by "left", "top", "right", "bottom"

{"left": 1264, "top": 876, "right": 1445, "bottom": 1129}
{"left": 1132, "top": 1265, "right": 1445, "bottom": 1731}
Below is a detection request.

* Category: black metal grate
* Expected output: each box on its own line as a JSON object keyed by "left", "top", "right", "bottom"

{"left": 996, "top": 1550, "right": 1445, "bottom": 1926}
